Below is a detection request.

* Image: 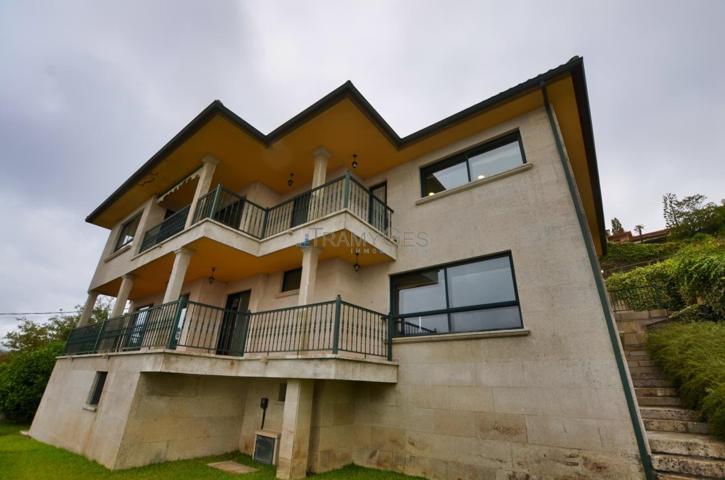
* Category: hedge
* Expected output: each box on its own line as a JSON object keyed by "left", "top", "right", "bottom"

{"left": 606, "top": 237, "right": 725, "bottom": 314}
{"left": 0, "top": 342, "right": 63, "bottom": 423}
{"left": 647, "top": 322, "right": 725, "bottom": 439}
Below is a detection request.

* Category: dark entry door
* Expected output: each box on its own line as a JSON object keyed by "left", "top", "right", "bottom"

{"left": 217, "top": 290, "right": 251, "bottom": 355}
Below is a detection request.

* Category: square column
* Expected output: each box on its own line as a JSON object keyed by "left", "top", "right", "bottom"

{"left": 311, "top": 147, "right": 330, "bottom": 188}
{"left": 163, "top": 248, "right": 193, "bottom": 303}
{"left": 297, "top": 245, "right": 321, "bottom": 306}
{"left": 276, "top": 379, "right": 314, "bottom": 480}
{"left": 110, "top": 274, "right": 134, "bottom": 318}
{"left": 77, "top": 291, "right": 99, "bottom": 327}
{"left": 185, "top": 155, "right": 220, "bottom": 228}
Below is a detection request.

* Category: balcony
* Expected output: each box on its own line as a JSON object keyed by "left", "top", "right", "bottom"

{"left": 138, "top": 174, "right": 393, "bottom": 253}
{"left": 64, "top": 297, "right": 396, "bottom": 382}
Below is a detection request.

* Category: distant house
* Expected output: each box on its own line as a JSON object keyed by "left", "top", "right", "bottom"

{"left": 30, "top": 57, "right": 651, "bottom": 479}
{"left": 608, "top": 228, "right": 670, "bottom": 244}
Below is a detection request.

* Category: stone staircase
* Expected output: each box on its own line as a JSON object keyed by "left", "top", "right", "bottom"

{"left": 617, "top": 310, "right": 725, "bottom": 479}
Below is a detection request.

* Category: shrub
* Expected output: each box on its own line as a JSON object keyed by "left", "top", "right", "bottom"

{"left": 673, "top": 238, "right": 725, "bottom": 317}
{"left": 601, "top": 241, "right": 679, "bottom": 272}
{"left": 0, "top": 342, "right": 63, "bottom": 423}
{"left": 606, "top": 259, "right": 683, "bottom": 311}
{"left": 647, "top": 322, "right": 725, "bottom": 439}
{"left": 669, "top": 304, "right": 718, "bottom": 323}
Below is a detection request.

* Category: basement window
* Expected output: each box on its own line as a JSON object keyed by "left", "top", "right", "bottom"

{"left": 421, "top": 131, "right": 526, "bottom": 196}
{"left": 87, "top": 371, "right": 108, "bottom": 407}
{"left": 281, "top": 268, "right": 302, "bottom": 292}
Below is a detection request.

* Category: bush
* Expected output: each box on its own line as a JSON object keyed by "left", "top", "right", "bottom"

{"left": 601, "top": 241, "right": 679, "bottom": 272}
{"left": 606, "top": 236, "right": 725, "bottom": 314}
{"left": 0, "top": 342, "right": 63, "bottom": 423}
{"left": 647, "top": 322, "right": 725, "bottom": 439}
{"left": 669, "top": 304, "right": 718, "bottom": 323}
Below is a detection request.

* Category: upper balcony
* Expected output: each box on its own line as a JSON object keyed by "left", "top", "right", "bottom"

{"left": 139, "top": 173, "right": 393, "bottom": 253}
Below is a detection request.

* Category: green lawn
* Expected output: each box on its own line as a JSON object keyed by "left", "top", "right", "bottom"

{"left": 0, "top": 422, "right": 419, "bottom": 480}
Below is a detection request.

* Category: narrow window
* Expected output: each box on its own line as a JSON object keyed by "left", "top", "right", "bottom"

{"left": 114, "top": 215, "right": 141, "bottom": 251}
{"left": 420, "top": 131, "right": 526, "bottom": 196}
{"left": 391, "top": 253, "right": 523, "bottom": 335}
{"left": 87, "top": 371, "right": 108, "bottom": 406}
{"left": 281, "top": 268, "right": 302, "bottom": 292}
{"left": 278, "top": 382, "right": 287, "bottom": 402}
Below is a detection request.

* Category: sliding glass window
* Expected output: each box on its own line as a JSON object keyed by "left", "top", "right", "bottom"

{"left": 391, "top": 253, "right": 523, "bottom": 336}
{"left": 420, "top": 131, "right": 525, "bottom": 196}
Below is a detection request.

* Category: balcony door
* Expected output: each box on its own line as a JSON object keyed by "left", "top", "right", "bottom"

{"left": 217, "top": 290, "right": 251, "bottom": 355}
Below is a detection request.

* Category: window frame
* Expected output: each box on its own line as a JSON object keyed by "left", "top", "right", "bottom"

{"left": 419, "top": 131, "right": 527, "bottom": 197}
{"left": 389, "top": 251, "right": 523, "bottom": 335}
{"left": 86, "top": 371, "right": 108, "bottom": 407}
{"left": 281, "top": 268, "right": 302, "bottom": 292}
{"left": 114, "top": 214, "right": 141, "bottom": 251}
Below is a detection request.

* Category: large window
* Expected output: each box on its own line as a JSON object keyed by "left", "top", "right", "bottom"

{"left": 391, "top": 253, "right": 522, "bottom": 335}
{"left": 114, "top": 214, "right": 141, "bottom": 251}
{"left": 421, "top": 132, "right": 526, "bottom": 196}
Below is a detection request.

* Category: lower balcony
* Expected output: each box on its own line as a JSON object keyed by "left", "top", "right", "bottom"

{"left": 64, "top": 297, "right": 396, "bottom": 383}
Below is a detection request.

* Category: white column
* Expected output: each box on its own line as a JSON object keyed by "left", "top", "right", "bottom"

{"left": 131, "top": 197, "right": 160, "bottom": 255}
{"left": 311, "top": 147, "right": 330, "bottom": 188}
{"left": 163, "top": 248, "right": 193, "bottom": 303}
{"left": 297, "top": 245, "right": 321, "bottom": 306}
{"left": 110, "top": 274, "right": 134, "bottom": 318}
{"left": 276, "top": 379, "right": 314, "bottom": 480}
{"left": 185, "top": 155, "right": 220, "bottom": 228}
{"left": 77, "top": 291, "right": 99, "bottom": 327}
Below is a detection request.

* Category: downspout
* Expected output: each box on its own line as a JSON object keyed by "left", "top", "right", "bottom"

{"left": 540, "top": 83, "right": 655, "bottom": 480}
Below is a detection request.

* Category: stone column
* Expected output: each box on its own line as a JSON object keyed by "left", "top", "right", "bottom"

{"left": 110, "top": 274, "right": 134, "bottom": 318}
{"left": 298, "top": 244, "right": 321, "bottom": 306}
{"left": 163, "top": 248, "right": 193, "bottom": 303}
{"left": 77, "top": 291, "right": 99, "bottom": 327}
{"left": 311, "top": 147, "right": 330, "bottom": 188}
{"left": 185, "top": 155, "right": 220, "bottom": 228}
{"left": 276, "top": 379, "right": 314, "bottom": 480}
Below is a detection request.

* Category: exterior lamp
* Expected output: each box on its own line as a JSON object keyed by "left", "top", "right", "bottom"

{"left": 477, "top": 174, "right": 485, "bottom": 180}
{"left": 353, "top": 249, "right": 361, "bottom": 272}
{"left": 208, "top": 267, "right": 216, "bottom": 285}
{"left": 352, "top": 154, "right": 358, "bottom": 169}
{"left": 288, "top": 172, "right": 294, "bottom": 187}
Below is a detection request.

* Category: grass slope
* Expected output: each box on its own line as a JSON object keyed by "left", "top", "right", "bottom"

{"left": 0, "top": 423, "right": 421, "bottom": 480}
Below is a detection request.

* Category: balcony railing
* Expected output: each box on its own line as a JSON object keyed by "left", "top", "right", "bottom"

{"left": 139, "top": 206, "right": 190, "bottom": 252}
{"left": 64, "top": 296, "right": 391, "bottom": 360}
{"left": 139, "top": 174, "right": 393, "bottom": 252}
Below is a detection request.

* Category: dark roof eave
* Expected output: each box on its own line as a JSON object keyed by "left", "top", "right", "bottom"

{"left": 86, "top": 56, "right": 605, "bottom": 248}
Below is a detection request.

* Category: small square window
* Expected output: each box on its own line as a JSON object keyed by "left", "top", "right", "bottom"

{"left": 278, "top": 382, "right": 287, "bottom": 402}
{"left": 87, "top": 371, "right": 108, "bottom": 407}
{"left": 115, "top": 215, "right": 141, "bottom": 251}
{"left": 281, "top": 268, "right": 302, "bottom": 292}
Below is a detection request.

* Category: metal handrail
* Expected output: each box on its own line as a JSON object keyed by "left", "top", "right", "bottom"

{"left": 139, "top": 206, "right": 190, "bottom": 252}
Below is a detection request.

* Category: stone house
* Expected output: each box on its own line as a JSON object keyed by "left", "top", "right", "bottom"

{"left": 30, "top": 57, "right": 653, "bottom": 479}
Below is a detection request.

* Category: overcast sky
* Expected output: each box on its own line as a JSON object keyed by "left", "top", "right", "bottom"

{"left": 1, "top": 0, "right": 723, "bottom": 338}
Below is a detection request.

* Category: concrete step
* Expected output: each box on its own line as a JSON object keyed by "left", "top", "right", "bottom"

{"left": 625, "top": 349, "right": 650, "bottom": 358}
{"left": 629, "top": 365, "right": 662, "bottom": 376}
{"left": 640, "top": 407, "right": 701, "bottom": 422}
{"left": 656, "top": 473, "right": 717, "bottom": 480}
{"left": 638, "top": 396, "right": 683, "bottom": 407}
{"left": 651, "top": 454, "right": 725, "bottom": 478}
{"left": 637, "top": 387, "right": 679, "bottom": 398}
{"left": 648, "top": 431, "right": 725, "bottom": 459}
{"left": 634, "top": 377, "right": 674, "bottom": 388}
{"left": 644, "top": 418, "right": 710, "bottom": 435}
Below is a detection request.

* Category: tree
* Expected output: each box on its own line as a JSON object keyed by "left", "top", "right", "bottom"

{"left": 2, "top": 298, "right": 112, "bottom": 352}
{"left": 634, "top": 224, "right": 645, "bottom": 236}
{"left": 611, "top": 217, "right": 624, "bottom": 234}
{"left": 663, "top": 193, "right": 725, "bottom": 238}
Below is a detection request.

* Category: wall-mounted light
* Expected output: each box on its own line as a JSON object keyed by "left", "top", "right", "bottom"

{"left": 353, "top": 249, "right": 360, "bottom": 272}
{"left": 288, "top": 172, "right": 294, "bottom": 187}
{"left": 477, "top": 174, "right": 485, "bottom": 180}
{"left": 352, "top": 154, "right": 358, "bottom": 169}
{"left": 208, "top": 267, "right": 216, "bottom": 285}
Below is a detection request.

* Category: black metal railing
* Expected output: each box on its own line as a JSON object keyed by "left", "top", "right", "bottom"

{"left": 139, "top": 206, "right": 190, "bottom": 252}
{"left": 607, "top": 283, "right": 679, "bottom": 312}
{"left": 64, "top": 296, "right": 391, "bottom": 360}
{"left": 392, "top": 319, "right": 438, "bottom": 337}
{"left": 193, "top": 186, "right": 267, "bottom": 238}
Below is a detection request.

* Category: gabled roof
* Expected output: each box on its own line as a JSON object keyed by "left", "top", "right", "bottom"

{"left": 86, "top": 56, "right": 605, "bottom": 252}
